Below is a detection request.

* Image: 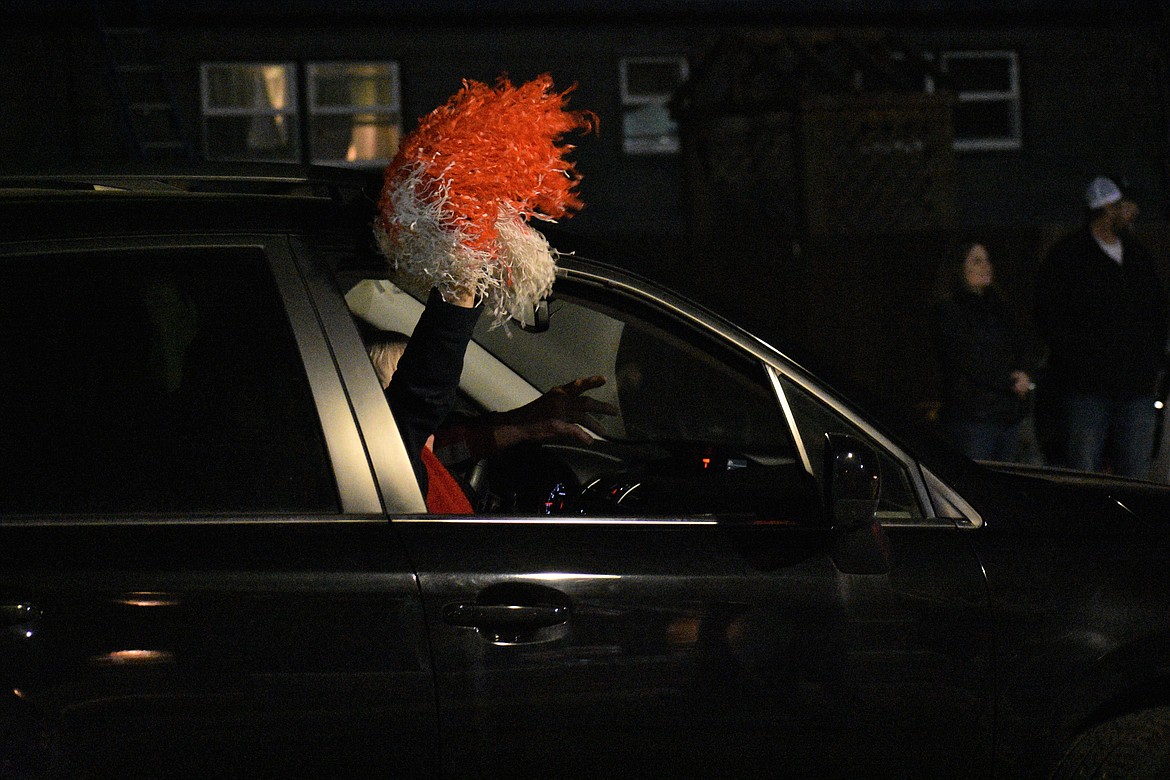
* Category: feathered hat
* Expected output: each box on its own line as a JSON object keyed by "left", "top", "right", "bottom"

{"left": 374, "top": 74, "right": 596, "bottom": 324}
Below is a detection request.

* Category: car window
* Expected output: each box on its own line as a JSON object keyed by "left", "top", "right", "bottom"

{"left": 462, "top": 285, "right": 813, "bottom": 518}
{"left": 0, "top": 248, "right": 338, "bottom": 515}
{"left": 475, "top": 288, "right": 796, "bottom": 455}
{"left": 777, "top": 376, "right": 924, "bottom": 522}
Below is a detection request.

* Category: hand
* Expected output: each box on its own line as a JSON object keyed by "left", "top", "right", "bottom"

{"left": 442, "top": 285, "right": 477, "bottom": 308}
{"left": 1010, "top": 370, "right": 1033, "bottom": 399}
{"left": 494, "top": 375, "right": 619, "bottom": 448}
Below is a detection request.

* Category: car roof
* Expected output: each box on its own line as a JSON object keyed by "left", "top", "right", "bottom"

{"left": 0, "top": 162, "right": 381, "bottom": 195}
{"left": 0, "top": 164, "right": 381, "bottom": 240}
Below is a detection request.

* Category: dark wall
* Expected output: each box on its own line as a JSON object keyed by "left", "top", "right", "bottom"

{"left": 885, "top": 25, "right": 1170, "bottom": 228}
{"left": 6, "top": 15, "right": 1167, "bottom": 232}
{"left": 3, "top": 9, "right": 1168, "bottom": 420}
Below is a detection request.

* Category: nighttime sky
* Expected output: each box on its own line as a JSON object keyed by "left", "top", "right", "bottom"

{"left": 6, "top": 0, "right": 1163, "bottom": 22}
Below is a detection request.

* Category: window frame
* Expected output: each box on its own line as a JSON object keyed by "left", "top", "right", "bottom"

{"left": 555, "top": 261, "right": 944, "bottom": 524}
{"left": 199, "top": 60, "right": 402, "bottom": 168}
{"left": 305, "top": 61, "right": 403, "bottom": 168}
{"left": 342, "top": 258, "right": 954, "bottom": 525}
{"left": 940, "top": 49, "right": 1022, "bottom": 152}
{"left": 480, "top": 283, "right": 798, "bottom": 453}
{"left": 0, "top": 233, "right": 383, "bottom": 518}
{"left": 199, "top": 61, "right": 301, "bottom": 162}
{"left": 619, "top": 55, "right": 689, "bottom": 155}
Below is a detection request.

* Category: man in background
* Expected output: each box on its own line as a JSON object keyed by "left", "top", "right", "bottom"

{"left": 1034, "top": 176, "right": 1168, "bottom": 479}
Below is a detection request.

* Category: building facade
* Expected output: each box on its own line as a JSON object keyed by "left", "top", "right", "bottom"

{"left": 5, "top": 0, "right": 1169, "bottom": 411}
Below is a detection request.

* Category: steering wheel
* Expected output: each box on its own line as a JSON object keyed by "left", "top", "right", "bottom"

{"left": 462, "top": 443, "right": 583, "bottom": 514}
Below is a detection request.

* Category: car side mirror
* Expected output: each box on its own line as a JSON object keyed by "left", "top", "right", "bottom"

{"left": 824, "top": 433, "right": 890, "bottom": 574}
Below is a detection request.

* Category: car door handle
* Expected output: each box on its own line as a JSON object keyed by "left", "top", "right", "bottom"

{"left": 443, "top": 602, "right": 570, "bottom": 630}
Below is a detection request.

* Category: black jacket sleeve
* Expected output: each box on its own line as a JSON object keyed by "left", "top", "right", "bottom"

{"left": 385, "top": 288, "right": 483, "bottom": 492}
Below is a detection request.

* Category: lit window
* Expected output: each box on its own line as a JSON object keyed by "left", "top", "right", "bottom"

{"left": 200, "top": 62, "right": 299, "bottom": 162}
{"left": 941, "top": 51, "right": 1021, "bottom": 151}
{"left": 620, "top": 56, "right": 688, "bottom": 155}
{"left": 307, "top": 62, "right": 402, "bottom": 167}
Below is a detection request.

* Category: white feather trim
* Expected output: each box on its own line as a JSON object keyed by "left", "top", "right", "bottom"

{"left": 492, "top": 210, "right": 557, "bottom": 325}
{"left": 375, "top": 163, "right": 556, "bottom": 325}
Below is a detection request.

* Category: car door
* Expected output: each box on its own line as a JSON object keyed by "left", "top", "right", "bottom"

{"left": 0, "top": 237, "right": 435, "bottom": 776}
{"left": 389, "top": 277, "right": 994, "bottom": 777}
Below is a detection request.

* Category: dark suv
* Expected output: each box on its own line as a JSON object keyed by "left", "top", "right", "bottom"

{"left": 3, "top": 167, "right": 1170, "bottom": 778}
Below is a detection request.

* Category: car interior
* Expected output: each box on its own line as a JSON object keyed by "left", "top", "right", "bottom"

{"left": 347, "top": 275, "right": 825, "bottom": 521}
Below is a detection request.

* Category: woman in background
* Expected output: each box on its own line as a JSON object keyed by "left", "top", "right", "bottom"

{"left": 931, "top": 241, "right": 1036, "bottom": 462}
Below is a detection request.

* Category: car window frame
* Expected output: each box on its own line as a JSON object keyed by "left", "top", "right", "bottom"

{"left": 338, "top": 255, "right": 980, "bottom": 527}
{"left": 478, "top": 284, "right": 799, "bottom": 452}
{"left": 556, "top": 260, "right": 974, "bottom": 528}
{"left": 0, "top": 234, "right": 383, "bottom": 519}
{"left": 293, "top": 238, "right": 428, "bottom": 514}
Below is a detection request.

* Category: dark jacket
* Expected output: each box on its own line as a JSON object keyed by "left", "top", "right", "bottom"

{"left": 933, "top": 287, "right": 1033, "bottom": 425}
{"left": 1035, "top": 227, "right": 1167, "bottom": 398}
{"left": 385, "top": 288, "right": 482, "bottom": 495}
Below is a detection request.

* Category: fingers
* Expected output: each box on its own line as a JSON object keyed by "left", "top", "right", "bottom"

{"left": 519, "top": 376, "right": 616, "bottom": 435}
{"left": 556, "top": 375, "right": 604, "bottom": 395}
{"left": 557, "top": 376, "right": 618, "bottom": 416}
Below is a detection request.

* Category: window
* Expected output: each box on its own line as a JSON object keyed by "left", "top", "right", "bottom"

{"left": 200, "top": 61, "right": 402, "bottom": 166}
{"left": 777, "top": 376, "right": 923, "bottom": 522}
{"left": 201, "top": 62, "right": 300, "bottom": 161}
{"left": 940, "top": 50, "right": 1021, "bottom": 151}
{"left": 0, "top": 248, "right": 338, "bottom": 514}
{"left": 308, "top": 62, "right": 402, "bottom": 167}
{"left": 349, "top": 277, "right": 805, "bottom": 518}
{"left": 471, "top": 287, "right": 802, "bottom": 516}
{"left": 620, "top": 56, "right": 688, "bottom": 155}
{"left": 474, "top": 290, "right": 793, "bottom": 453}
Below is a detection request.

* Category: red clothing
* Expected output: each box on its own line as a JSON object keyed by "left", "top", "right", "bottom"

{"left": 421, "top": 446, "right": 473, "bottom": 514}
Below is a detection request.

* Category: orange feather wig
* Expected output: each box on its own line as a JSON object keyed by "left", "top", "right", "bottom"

{"left": 374, "top": 74, "right": 596, "bottom": 323}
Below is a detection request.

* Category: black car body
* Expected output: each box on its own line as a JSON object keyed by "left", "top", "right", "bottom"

{"left": 1, "top": 167, "right": 1170, "bottom": 778}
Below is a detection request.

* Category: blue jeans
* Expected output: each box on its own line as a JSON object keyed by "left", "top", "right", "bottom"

{"left": 1062, "top": 394, "right": 1156, "bottom": 479}
{"left": 942, "top": 413, "right": 1023, "bottom": 462}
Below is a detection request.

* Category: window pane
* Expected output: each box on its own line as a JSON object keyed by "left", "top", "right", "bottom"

{"left": 201, "top": 63, "right": 299, "bottom": 161}
{"left": 0, "top": 249, "right": 338, "bottom": 514}
{"left": 474, "top": 291, "right": 792, "bottom": 453}
{"left": 204, "top": 64, "right": 264, "bottom": 110}
{"left": 778, "top": 377, "right": 923, "bottom": 521}
{"left": 945, "top": 54, "right": 1014, "bottom": 93}
{"left": 620, "top": 57, "right": 686, "bottom": 154}
{"left": 204, "top": 115, "right": 299, "bottom": 161}
{"left": 310, "top": 114, "right": 401, "bottom": 163}
{"left": 204, "top": 64, "right": 292, "bottom": 110}
{"left": 623, "top": 104, "right": 681, "bottom": 154}
{"left": 351, "top": 279, "right": 802, "bottom": 517}
{"left": 313, "top": 63, "right": 398, "bottom": 108}
{"left": 308, "top": 62, "right": 402, "bottom": 164}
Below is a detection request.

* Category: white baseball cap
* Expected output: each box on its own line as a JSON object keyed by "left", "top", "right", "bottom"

{"left": 1085, "top": 176, "right": 1123, "bottom": 209}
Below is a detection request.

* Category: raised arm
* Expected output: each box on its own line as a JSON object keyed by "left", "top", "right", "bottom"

{"left": 385, "top": 288, "right": 480, "bottom": 491}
